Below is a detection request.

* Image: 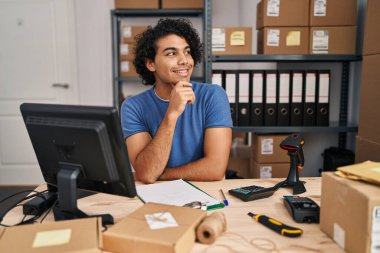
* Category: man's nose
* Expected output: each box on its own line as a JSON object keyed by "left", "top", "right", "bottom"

{"left": 178, "top": 53, "right": 188, "bottom": 65}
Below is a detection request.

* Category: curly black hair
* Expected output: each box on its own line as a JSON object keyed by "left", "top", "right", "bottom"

{"left": 133, "top": 18, "right": 203, "bottom": 85}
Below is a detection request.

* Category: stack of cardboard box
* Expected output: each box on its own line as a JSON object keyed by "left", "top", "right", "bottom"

{"left": 309, "top": 0, "right": 357, "bottom": 54}
{"left": 119, "top": 25, "right": 147, "bottom": 77}
{"left": 355, "top": 0, "right": 380, "bottom": 162}
{"left": 257, "top": 0, "right": 357, "bottom": 55}
{"left": 212, "top": 27, "right": 253, "bottom": 55}
{"left": 250, "top": 134, "right": 290, "bottom": 178}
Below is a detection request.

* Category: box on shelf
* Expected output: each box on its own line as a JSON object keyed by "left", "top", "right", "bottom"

{"left": 358, "top": 54, "right": 380, "bottom": 143}
{"left": 228, "top": 133, "right": 251, "bottom": 178}
{"left": 121, "top": 25, "right": 147, "bottom": 43}
{"left": 120, "top": 43, "right": 135, "bottom": 61}
{"left": 355, "top": 136, "right": 380, "bottom": 163}
{"left": 256, "top": 0, "right": 309, "bottom": 29}
{"left": 257, "top": 27, "right": 309, "bottom": 55}
{"left": 162, "top": 0, "right": 203, "bottom": 9}
{"left": 212, "top": 27, "right": 252, "bottom": 55}
{"left": 250, "top": 161, "right": 289, "bottom": 178}
{"left": 363, "top": 0, "right": 380, "bottom": 56}
{"left": 320, "top": 172, "right": 380, "bottom": 253}
{"left": 0, "top": 218, "right": 102, "bottom": 253}
{"left": 115, "top": 0, "right": 159, "bottom": 9}
{"left": 120, "top": 60, "right": 138, "bottom": 77}
{"left": 251, "top": 134, "right": 289, "bottom": 163}
{"left": 309, "top": 26, "right": 356, "bottom": 54}
{"left": 309, "top": 0, "right": 357, "bottom": 26}
{"left": 103, "top": 202, "right": 206, "bottom": 253}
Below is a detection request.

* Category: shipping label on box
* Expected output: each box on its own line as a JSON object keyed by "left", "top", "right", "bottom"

{"left": 267, "top": 0, "right": 280, "bottom": 16}
{"left": 312, "top": 30, "right": 329, "bottom": 54}
{"left": 267, "top": 29, "right": 280, "bottom": 47}
{"left": 313, "top": 0, "right": 327, "bottom": 16}
{"left": 212, "top": 28, "right": 226, "bottom": 52}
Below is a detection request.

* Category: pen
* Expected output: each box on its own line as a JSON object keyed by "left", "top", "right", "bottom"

{"left": 220, "top": 189, "right": 229, "bottom": 206}
{"left": 247, "top": 212, "right": 302, "bottom": 237}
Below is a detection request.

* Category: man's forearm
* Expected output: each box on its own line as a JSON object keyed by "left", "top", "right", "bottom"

{"left": 159, "top": 156, "right": 227, "bottom": 181}
{"left": 134, "top": 115, "right": 177, "bottom": 183}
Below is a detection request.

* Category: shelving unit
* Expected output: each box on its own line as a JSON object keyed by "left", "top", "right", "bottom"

{"left": 111, "top": 3, "right": 212, "bottom": 109}
{"left": 111, "top": 0, "right": 361, "bottom": 151}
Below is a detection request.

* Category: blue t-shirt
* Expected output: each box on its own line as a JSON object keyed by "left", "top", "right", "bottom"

{"left": 121, "top": 82, "right": 232, "bottom": 168}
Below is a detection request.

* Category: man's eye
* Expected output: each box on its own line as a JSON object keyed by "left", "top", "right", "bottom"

{"left": 167, "top": 52, "right": 175, "bottom": 56}
{"left": 185, "top": 50, "right": 191, "bottom": 55}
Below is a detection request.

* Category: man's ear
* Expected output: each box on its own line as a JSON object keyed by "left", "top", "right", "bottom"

{"left": 146, "top": 59, "right": 156, "bottom": 72}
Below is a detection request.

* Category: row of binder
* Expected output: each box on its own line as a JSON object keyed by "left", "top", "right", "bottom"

{"left": 212, "top": 70, "right": 330, "bottom": 127}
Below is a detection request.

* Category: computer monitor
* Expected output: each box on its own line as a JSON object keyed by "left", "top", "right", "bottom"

{"left": 20, "top": 103, "right": 137, "bottom": 225}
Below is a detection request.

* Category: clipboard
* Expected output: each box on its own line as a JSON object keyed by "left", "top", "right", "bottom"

{"left": 136, "top": 179, "right": 225, "bottom": 211}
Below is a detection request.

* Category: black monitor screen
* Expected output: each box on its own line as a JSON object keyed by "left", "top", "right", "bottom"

{"left": 20, "top": 103, "right": 137, "bottom": 224}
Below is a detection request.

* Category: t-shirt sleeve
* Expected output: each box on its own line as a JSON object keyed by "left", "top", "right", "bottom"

{"left": 121, "top": 99, "right": 149, "bottom": 139}
{"left": 205, "top": 85, "right": 233, "bottom": 128}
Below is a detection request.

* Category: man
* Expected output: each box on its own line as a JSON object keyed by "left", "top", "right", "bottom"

{"left": 121, "top": 18, "right": 232, "bottom": 184}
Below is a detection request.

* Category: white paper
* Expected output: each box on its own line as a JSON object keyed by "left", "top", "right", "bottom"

{"left": 120, "top": 44, "right": 129, "bottom": 55}
{"left": 267, "top": 29, "right": 280, "bottom": 47}
{"left": 314, "top": 0, "right": 327, "bottom": 16}
{"left": 137, "top": 179, "right": 220, "bottom": 207}
{"left": 267, "top": 0, "right": 280, "bottom": 16}
{"left": 260, "top": 166, "right": 272, "bottom": 178}
{"left": 121, "top": 61, "right": 130, "bottom": 72}
{"left": 261, "top": 138, "right": 274, "bottom": 155}
{"left": 226, "top": 73, "right": 236, "bottom": 103}
{"left": 279, "top": 73, "right": 290, "bottom": 103}
{"left": 239, "top": 73, "right": 249, "bottom": 103}
{"left": 145, "top": 212, "right": 178, "bottom": 230}
{"left": 372, "top": 206, "right": 380, "bottom": 253}
{"left": 305, "top": 73, "right": 316, "bottom": 103}
{"left": 333, "top": 223, "right": 345, "bottom": 249}
{"left": 292, "top": 73, "right": 303, "bottom": 103}
{"left": 122, "top": 26, "right": 132, "bottom": 38}
{"left": 212, "top": 28, "right": 226, "bottom": 52}
{"left": 212, "top": 73, "right": 222, "bottom": 87}
{"left": 253, "top": 73, "right": 263, "bottom": 103}
{"left": 312, "top": 30, "right": 329, "bottom": 54}
{"left": 266, "top": 74, "right": 277, "bottom": 103}
{"left": 319, "top": 73, "right": 330, "bottom": 103}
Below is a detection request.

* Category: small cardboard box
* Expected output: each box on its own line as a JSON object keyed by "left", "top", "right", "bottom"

{"left": 309, "top": 26, "right": 356, "bottom": 54}
{"left": 121, "top": 26, "right": 147, "bottom": 43}
{"left": 103, "top": 202, "right": 207, "bottom": 253}
{"left": 309, "top": 0, "right": 357, "bottom": 26}
{"left": 363, "top": 0, "right": 380, "bottom": 55}
{"left": 0, "top": 218, "right": 102, "bottom": 253}
{"left": 355, "top": 136, "right": 380, "bottom": 163}
{"left": 256, "top": 0, "right": 309, "bottom": 29}
{"left": 257, "top": 27, "right": 309, "bottom": 55}
{"left": 115, "top": 0, "right": 159, "bottom": 9}
{"left": 120, "top": 60, "right": 138, "bottom": 77}
{"left": 251, "top": 134, "right": 290, "bottom": 163}
{"left": 250, "top": 161, "right": 290, "bottom": 178}
{"left": 120, "top": 43, "right": 135, "bottom": 61}
{"left": 358, "top": 54, "right": 380, "bottom": 143}
{"left": 320, "top": 172, "right": 380, "bottom": 253}
{"left": 212, "top": 27, "right": 252, "bottom": 55}
{"left": 162, "top": 0, "right": 204, "bottom": 9}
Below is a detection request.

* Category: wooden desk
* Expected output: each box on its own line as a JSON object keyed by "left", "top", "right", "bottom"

{"left": 3, "top": 178, "right": 343, "bottom": 253}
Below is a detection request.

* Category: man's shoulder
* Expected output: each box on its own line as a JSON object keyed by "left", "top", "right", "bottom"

{"left": 121, "top": 88, "right": 153, "bottom": 109}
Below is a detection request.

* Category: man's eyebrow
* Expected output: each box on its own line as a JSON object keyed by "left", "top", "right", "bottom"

{"left": 162, "top": 46, "right": 191, "bottom": 52}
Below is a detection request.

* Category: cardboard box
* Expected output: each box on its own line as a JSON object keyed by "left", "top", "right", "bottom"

{"left": 363, "top": 0, "right": 380, "bottom": 55}
{"left": 256, "top": 0, "right": 309, "bottom": 29}
{"left": 358, "top": 54, "right": 380, "bottom": 143}
{"left": 103, "top": 202, "right": 206, "bottom": 253}
{"left": 355, "top": 136, "right": 380, "bottom": 163}
{"left": 228, "top": 157, "right": 250, "bottom": 178}
{"left": 320, "top": 172, "right": 380, "bottom": 253}
{"left": 251, "top": 134, "right": 289, "bottom": 163}
{"left": 120, "top": 43, "right": 135, "bottom": 61}
{"left": 309, "top": 0, "right": 357, "bottom": 26}
{"left": 115, "top": 0, "right": 159, "bottom": 9}
{"left": 162, "top": 0, "right": 203, "bottom": 9}
{"left": 250, "top": 161, "right": 290, "bottom": 178}
{"left": 120, "top": 60, "right": 138, "bottom": 77}
{"left": 121, "top": 26, "right": 147, "bottom": 43}
{"left": 257, "top": 27, "right": 309, "bottom": 54}
{"left": 0, "top": 218, "right": 102, "bottom": 253}
{"left": 309, "top": 26, "right": 356, "bottom": 54}
{"left": 212, "top": 27, "right": 252, "bottom": 55}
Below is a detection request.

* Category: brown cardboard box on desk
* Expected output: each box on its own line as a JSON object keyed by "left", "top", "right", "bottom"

{"left": 103, "top": 202, "right": 206, "bottom": 253}
{"left": 320, "top": 172, "right": 380, "bottom": 253}
{"left": 0, "top": 217, "right": 102, "bottom": 253}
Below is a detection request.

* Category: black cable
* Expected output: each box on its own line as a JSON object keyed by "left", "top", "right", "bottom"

{"left": 0, "top": 189, "right": 47, "bottom": 205}
{"left": 39, "top": 198, "right": 58, "bottom": 223}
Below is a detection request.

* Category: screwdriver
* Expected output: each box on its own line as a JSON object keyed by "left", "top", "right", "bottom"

{"left": 247, "top": 212, "right": 303, "bottom": 237}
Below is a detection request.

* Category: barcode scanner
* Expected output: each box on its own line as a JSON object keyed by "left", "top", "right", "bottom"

{"left": 278, "top": 134, "right": 307, "bottom": 195}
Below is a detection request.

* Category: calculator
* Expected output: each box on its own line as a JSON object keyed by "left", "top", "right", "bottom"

{"left": 228, "top": 184, "right": 279, "bottom": 202}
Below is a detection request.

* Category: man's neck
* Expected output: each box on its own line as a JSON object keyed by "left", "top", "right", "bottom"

{"left": 154, "top": 82, "right": 172, "bottom": 101}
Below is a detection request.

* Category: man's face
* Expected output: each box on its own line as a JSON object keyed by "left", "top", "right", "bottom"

{"left": 146, "top": 34, "right": 194, "bottom": 86}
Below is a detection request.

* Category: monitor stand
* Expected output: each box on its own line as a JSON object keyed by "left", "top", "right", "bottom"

{"left": 53, "top": 162, "right": 114, "bottom": 226}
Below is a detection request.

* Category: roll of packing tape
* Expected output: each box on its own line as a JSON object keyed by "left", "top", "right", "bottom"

{"left": 196, "top": 212, "right": 227, "bottom": 244}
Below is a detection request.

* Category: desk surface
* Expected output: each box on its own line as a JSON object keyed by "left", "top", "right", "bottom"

{"left": 3, "top": 178, "right": 343, "bottom": 253}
